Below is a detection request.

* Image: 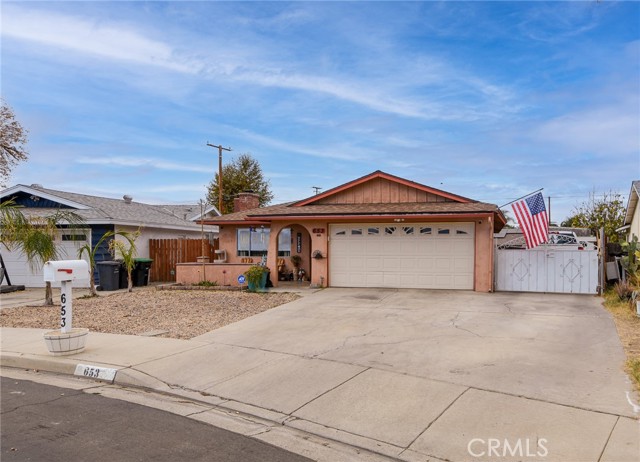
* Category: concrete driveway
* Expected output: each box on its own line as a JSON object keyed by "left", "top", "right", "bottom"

{"left": 131, "top": 288, "right": 637, "bottom": 461}
{"left": 9, "top": 288, "right": 634, "bottom": 460}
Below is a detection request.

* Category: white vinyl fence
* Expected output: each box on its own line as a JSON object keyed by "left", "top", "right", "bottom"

{"left": 495, "top": 247, "right": 599, "bottom": 294}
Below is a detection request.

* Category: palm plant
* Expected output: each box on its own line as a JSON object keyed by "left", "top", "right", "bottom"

{"left": 0, "top": 199, "right": 28, "bottom": 249}
{"left": 1, "top": 200, "right": 87, "bottom": 305}
{"left": 77, "top": 231, "right": 116, "bottom": 297}
{"left": 20, "top": 210, "right": 87, "bottom": 305}
{"left": 108, "top": 230, "right": 139, "bottom": 292}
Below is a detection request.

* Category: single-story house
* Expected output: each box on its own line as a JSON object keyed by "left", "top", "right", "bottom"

{"left": 187, "top": 171, "right": 506, "bottom": 292}
{"left": 621, "top": 180, "right": 640, "bottom": 242}
{"left": 1, "top": 184, "right": 219, "bottom": 287}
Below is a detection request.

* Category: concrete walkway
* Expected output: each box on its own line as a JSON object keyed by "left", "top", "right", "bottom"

{"left": 2, "top": 289, "right": 639, "bottom": 461}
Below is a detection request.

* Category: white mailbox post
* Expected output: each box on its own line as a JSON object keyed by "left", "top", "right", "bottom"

{"left": 43, "top": 260, "right": 90, "bottom": 356}
{"left": 43, "top": 260, "right": 89, "bottom": 333}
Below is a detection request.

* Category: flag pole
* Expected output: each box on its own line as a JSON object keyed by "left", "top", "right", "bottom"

{"left": 499, "top": 188, "right": 544, "bottom": 209}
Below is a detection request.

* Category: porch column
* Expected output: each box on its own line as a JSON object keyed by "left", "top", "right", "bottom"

{"left": 267, "top": 222, "right": 285, "bottom": 287}
{"left": 305, "top": 222, "right": 329, "bottom": 288}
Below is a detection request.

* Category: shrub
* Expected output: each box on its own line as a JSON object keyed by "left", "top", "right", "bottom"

{"left": 614, "top": 280, "right": 635, "bottom": 301}
{"left": 195, "top": 280, "right": 217, "bottom": 287}
{"left": 244, "top": 265, "right": 268, "bottom": 287}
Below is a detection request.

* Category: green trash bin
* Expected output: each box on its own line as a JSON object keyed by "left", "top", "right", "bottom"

{"left": 133, "top": 258, "right": 153, "bottom": 287}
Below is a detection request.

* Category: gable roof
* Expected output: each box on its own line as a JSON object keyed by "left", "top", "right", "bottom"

{"left": 1, "top": 184, "right": 219, "bottom": 232}
{"left": 204, "top": 172, "right": 506, "bottom": 231}
{"left": 624, "top": 180, "right": 640, "bottom": 226}
{"left": 294, "top": 170, "right": 473, "bottom": 206}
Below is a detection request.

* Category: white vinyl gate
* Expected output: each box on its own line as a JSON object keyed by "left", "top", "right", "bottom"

{"left": 495, "top": 247, "right": 599, "bottom": 294}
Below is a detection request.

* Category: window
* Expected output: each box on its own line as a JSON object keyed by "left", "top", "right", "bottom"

{"left": 334, "top": 229, "right": 346, "bottom": 236}
{"left": 438, "top": 228, "right": 450, "bottom": 235}
{"left": 351, "top": 228, "right": 363, "bottom": 236}
{"left": 237, "top": 227, "right": 270, "bottom": 257}
{"left": 278, "top": 228, "right": 291, "bottom": 256}
{"left": 403, "top": 226, "right": 414, "bottom": 235}
{"left": 385, "top": 226, "right": 397, "bottom": 235}
{"left": 419, "top": 227, "right": 432, "bottom": 235}
{"left": 456, "top": 229, "right": 468, "bottom": 235}
{"left": 367, "top": 227, "right": 379, "bottom": 235}
{"left": 61, "top": 234, "right": 87, "bottom": 241}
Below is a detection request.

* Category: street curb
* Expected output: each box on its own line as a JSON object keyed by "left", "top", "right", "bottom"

{"left": 1, "top": 364, "right": 402, "bottom": 462}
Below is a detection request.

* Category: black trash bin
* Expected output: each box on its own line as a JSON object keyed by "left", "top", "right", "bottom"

{"left": 133, "top": 258, "right": 153, "bottom": 287}
{"left": 96, "top": 261, "right": 121, "bottom": 291}
{"left": 117, "top": 260, "right": 128, "bottom": 289}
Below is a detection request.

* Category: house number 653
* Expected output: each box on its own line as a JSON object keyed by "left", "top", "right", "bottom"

{"left": 60, "top": 293, "right": 67, "bottom": 328}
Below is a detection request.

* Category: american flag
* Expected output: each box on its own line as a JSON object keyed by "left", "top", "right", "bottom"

{"left": 512, "top": 192, "right": 549, "bottom": 249}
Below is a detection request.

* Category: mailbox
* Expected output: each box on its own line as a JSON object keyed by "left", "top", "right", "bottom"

{"left": 43, "top": 260, "right": 89, "bottom": 283}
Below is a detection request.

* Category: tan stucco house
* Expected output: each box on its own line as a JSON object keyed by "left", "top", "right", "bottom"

{"left": 180, "top": 171, "right": 506, "bottom": 292}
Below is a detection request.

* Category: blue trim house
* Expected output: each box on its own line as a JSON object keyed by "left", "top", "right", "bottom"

{"left": 1, "top": 184, "right": 219, "bottom": 288}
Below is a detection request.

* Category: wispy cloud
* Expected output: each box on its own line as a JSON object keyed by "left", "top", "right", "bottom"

{"left": 75, "top": 156, "right": 210, "bottom": 173}
{"left": 2, "top": 4, "right": 517, "bottom": 122}
{"left": 2, "top": 5, "right": 197, "bottom": 73}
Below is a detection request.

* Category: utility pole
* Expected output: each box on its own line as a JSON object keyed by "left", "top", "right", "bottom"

{"left": 206, "top": 143, "right": 232, "bottom": 213}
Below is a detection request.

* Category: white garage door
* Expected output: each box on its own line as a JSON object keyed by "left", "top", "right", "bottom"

{"left": 329, "top": 223, "right": 474, "bottom": 289}
{"left": 1, "top": 230, "right": 91, "bottom": 288}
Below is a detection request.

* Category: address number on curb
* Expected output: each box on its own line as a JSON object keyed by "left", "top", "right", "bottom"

{"left": 74, "top": 364, "right": 117, "bottom": 382}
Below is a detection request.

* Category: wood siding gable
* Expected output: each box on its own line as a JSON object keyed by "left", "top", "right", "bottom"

{"left": 313, "top": 177, "right": 454, "bottom": 204}
{"left": 294, "top": 171, "right": 471, "bottom": 206}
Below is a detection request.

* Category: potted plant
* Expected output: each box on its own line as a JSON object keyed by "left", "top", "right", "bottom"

{"left": 290, "top": 254, "right": 302, "bottom": 279}
{"left": 245, "top": 265, "right": 269, "bottom": 292}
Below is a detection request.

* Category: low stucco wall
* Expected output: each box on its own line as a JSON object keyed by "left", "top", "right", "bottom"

{"left": 176, "top": 263, "right": 255, "bottom": 287}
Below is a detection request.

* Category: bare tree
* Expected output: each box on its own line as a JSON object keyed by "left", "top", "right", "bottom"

{"left": 0, "top": 99, "right": 29, "bottom": 185}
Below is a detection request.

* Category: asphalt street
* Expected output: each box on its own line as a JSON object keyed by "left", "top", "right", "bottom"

{"left": 1, "top": 377, "right": 313, "bottom": 462}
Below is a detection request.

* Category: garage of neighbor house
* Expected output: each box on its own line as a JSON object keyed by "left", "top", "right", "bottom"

{"left": 190, "top": 171, "right": 506, "bottom": 292}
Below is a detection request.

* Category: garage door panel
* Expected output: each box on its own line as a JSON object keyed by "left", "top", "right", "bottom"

{"left": 365, "top": 257, "right": 382, "bottom": 271}
{"left": 401, "top": 258, "right": 416, "bottom": 270}
{"left": 416, "top": 258, "right": 436, "bottom": 271}
{"left": 349, "top": 257, "right": 366, "bottom": 270}
{"left": 382, "top": 258, "right": 402, "bottom": 271}
{"left": 435, "top": 257, "right": 452, "bottom": 272}
{"left": 381, "top": 242, "right": 398, "bottom": 255}
{"left": 434, "top": 241, "right": 453, "bottom": 255}
{"left": 330, "top": 223, "right": 474, "bottom": 290}
{"left": 366, "top": 273, "right": 384, "bottom": 286}
{"left": 416, "top": 274, "right": 436, "bottom": 287}
{"left": 454, "top": 257, "right": 473, "bottom": 271}
{"left": 416, "top": 240, "right": 435, "bottom": 253}
{"left": 383, "top": 273, "right": 400, "bottom": 287}
{"left": 454, "top": 274, "right": 474, "bottom": 288}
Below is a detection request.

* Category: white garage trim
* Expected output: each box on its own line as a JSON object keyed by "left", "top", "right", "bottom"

{"left": 329, "top": 222, "right": 474, "bottom": 289}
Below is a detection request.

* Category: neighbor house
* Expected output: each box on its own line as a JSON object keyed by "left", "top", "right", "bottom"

{"left": 622, "top": 180, "right": 640, "bottom": 242}
{"left": 1, "top": 184, "right": 219, "bottom": 287}
{"left": 182, "top": 171, "right": 506, "bottom": 292}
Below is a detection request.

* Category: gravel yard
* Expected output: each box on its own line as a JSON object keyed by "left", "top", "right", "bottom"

{"left": 0, "top": 288, "right": 299, "bottom": 339}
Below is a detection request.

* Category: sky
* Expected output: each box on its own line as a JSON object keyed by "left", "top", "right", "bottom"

{"left": 1, "top": 1, "right": 639, "bottom": 222}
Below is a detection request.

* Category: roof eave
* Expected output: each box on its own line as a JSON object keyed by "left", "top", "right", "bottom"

{"left": 623, "top": 183, "right": 639, "bottom": 225}
{"left": 245, "top": 211, "right": 496, "bottom": 220}
{"left": 83, "top": 218, "right": 218, "bottom": 232}
{"left": 1, "top": 184, "right": 91, "bottom": 210}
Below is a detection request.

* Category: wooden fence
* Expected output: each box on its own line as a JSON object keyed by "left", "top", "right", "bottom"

{"left": 149, "top": 238, "right": 218, "bottom": 282}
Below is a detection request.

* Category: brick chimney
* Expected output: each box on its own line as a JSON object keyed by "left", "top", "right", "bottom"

{"left": 234, "top": 191, "right": 261, "bottom": 212}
